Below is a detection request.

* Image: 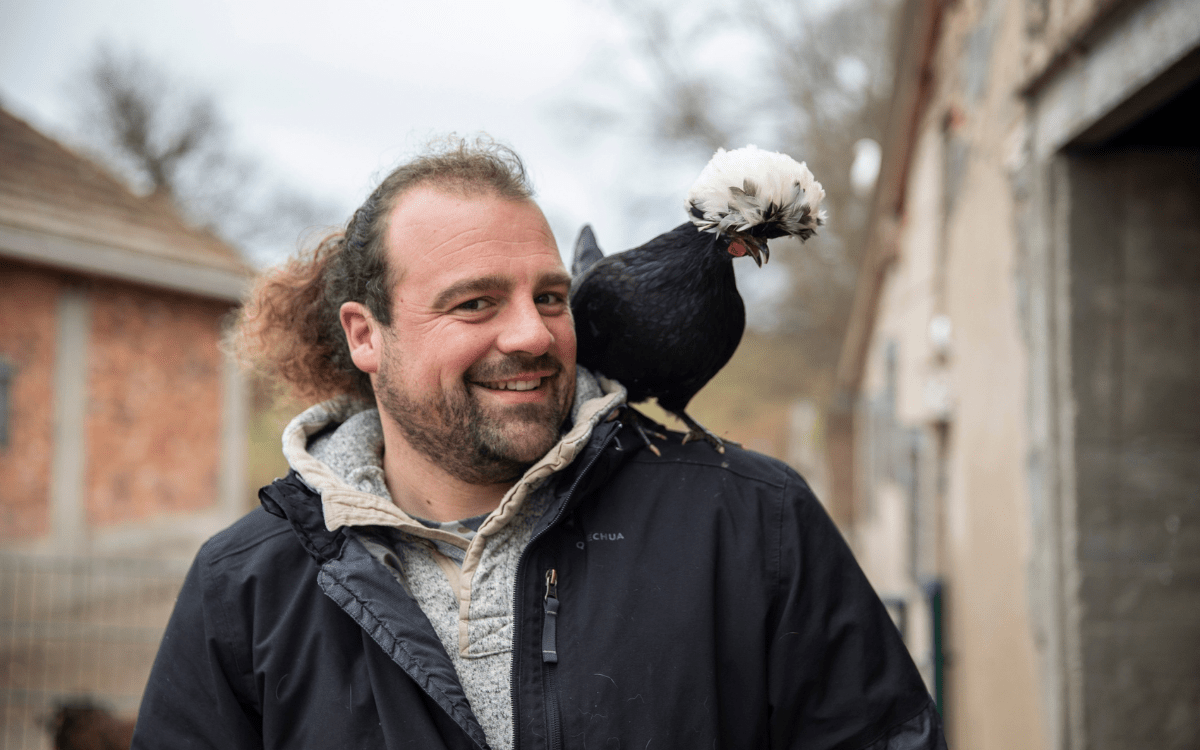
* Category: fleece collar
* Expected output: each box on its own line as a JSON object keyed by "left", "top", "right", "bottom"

{"left": 279, "top": 368, "right": 626, "bottom": 542}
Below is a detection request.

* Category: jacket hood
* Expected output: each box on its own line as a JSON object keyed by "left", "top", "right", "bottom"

{"left": 276, "top": 367, "right": 627, "bottom": 543}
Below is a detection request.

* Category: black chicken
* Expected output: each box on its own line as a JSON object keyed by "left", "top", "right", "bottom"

{"left": 570, "top": 145, "right": 825, "bottom": 453}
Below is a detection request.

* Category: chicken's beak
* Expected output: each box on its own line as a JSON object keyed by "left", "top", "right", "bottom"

{"left": 728, "top": 239, "right": 769, "bottom": 267}
{"left": 744, "top": 240, "right": 768, "bottom": 267}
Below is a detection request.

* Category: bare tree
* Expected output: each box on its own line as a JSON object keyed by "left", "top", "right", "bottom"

{"left": 609, "top": 0, "right": 734, "bottom": 151}
{"left": 749, "top": 0, "right": 896, "bottom": 360}
{"left": 69, "top": 44, "right": 339, "bottom": 265}
{"left": 72, "top": 44, "right": 224, "bottom": 199}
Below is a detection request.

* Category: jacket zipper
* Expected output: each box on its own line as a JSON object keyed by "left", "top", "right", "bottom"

{"left": 509, "top": 426, "right": 618, "bottom": 750}
{"left": 542, "top": 569, "right": 562, "bottom": 750}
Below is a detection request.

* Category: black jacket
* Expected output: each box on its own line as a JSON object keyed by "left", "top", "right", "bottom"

{"left": 133, "top": 417, "right": 945, "bottom": 749}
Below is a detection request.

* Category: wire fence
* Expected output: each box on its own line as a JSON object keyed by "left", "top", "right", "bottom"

{"left": 0, "top": 554, "right": 188, "bottom": 749}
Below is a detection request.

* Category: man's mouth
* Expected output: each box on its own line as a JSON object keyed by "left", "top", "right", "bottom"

{"left": 472, "top": 366, "right": 560, "bottom": 393}
{"left": 479, "top": 377, "right": 544, "bottom": 392}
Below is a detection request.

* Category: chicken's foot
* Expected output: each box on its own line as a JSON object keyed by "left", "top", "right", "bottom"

{"left": 616, "top": 408, "right": 667, "bottom": 456}
{"left": 674, "top": 410, "right": 739, "bottom": 454}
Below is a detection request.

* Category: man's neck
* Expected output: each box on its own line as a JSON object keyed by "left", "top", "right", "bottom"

{"left": 378, "top": 424, "right": 513, "bottom": 523}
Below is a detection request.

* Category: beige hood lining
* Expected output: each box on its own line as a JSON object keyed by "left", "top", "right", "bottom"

{"left": 282, "top": 378, "right": 626, "bottom": 546}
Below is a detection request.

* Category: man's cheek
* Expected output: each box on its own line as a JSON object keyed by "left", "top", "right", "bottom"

{"left": 553, "top": 319, "right": 578, "bottom": 362}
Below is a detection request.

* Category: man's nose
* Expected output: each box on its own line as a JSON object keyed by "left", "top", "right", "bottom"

{"left": 496, "top": 299, "right": 555, "bottom": 355}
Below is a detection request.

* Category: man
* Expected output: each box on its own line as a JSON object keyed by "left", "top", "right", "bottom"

{"left": 133, "top": 138, "right": 945, "bottom": 749}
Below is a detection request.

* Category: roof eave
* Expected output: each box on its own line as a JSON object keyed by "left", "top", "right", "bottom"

{"left": 0, "top": 223, "right": 249, "bottom": 303}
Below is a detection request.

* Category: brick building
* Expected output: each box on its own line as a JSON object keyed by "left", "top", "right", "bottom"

{"left": 826, "top": 0, "right": 1199, "bottom": 747}
{"left": 0, "top": 107, "right": 251, "bottom": 557}
{"left": 0, "top": 107, "right": 255, "bottom": 744}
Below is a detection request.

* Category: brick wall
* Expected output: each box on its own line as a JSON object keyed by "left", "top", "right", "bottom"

{"left": 0, "top": 264, "right": 63, "bottom": 538}
{"left": 0, "top": 262, "right": 234, "bottom": 540}
{"left": 85, "top": 279, "right": 230, "bottom": 527}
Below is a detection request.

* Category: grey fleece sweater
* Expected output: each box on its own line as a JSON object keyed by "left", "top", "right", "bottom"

{"left": 280, "top": 369, "right": 624, "bottom": 750}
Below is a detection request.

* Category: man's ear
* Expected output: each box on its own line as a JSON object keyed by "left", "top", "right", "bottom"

{"left": 340, "top": 301, "right": 383, "bottom": 374}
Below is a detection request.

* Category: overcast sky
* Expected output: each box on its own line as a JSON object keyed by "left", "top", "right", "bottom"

{"left": 4, "top": 0, "right": 827, "bottom": 329}
{"left": 0, "top": 0, "right": 723, "bottom": 259}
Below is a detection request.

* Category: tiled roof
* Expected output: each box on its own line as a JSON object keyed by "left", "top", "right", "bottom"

{"left": 0, "top": 107, "right": 250, "bottom": 301}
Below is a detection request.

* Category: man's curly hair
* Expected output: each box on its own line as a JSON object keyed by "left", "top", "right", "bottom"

{"left": 231, "top": 136, "right": 533, "bottom": 404}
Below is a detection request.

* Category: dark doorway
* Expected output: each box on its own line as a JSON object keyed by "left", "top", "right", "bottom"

{"left": 1066, "top": 55, "right": 1200, "bottom": 749}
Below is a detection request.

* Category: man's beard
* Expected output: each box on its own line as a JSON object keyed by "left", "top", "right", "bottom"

{"left": 375, "top": 352, "right": 574, "bottom": 486}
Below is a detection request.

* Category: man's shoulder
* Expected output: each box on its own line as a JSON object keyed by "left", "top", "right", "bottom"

{"left": 599, "top": 429, "right": 824, "bottom": 524}
{"left": 196, "top": 505, "right": 305, "bottom": 570}
{"left": 624, "top": 430, "right": 810, "bottom": 494}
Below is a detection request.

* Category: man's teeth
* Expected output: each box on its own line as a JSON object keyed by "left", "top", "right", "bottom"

{"left": 484, "top": 378, "right": 542, "bottom": 391}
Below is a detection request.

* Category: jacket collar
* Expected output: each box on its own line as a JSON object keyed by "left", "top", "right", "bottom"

{"left": 258, "top": 471, "right": 346, "bottom": 564}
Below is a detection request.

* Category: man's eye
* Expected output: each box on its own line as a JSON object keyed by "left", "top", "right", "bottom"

{"left": 457, "top": 298, "right": 493, "bottom": 312}
{"left": 536, "top": 292, "right": 566, "bottom": 306}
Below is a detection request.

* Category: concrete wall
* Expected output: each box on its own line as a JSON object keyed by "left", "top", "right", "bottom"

{"left": 1068, "top": 150, "right": 1200, "bottom": 748}
{"left": 846, "top": 0, "right": 1098, "bottom": 744}
{"left": 1017, "top": 0, "right": 1200, "bottom": 745}
{"left": 841, "top": 0, "right": 1200, "bottom": 744}
{"left": 1024, "top": 0, "right": 1120, "bottom": 77}
{"left": 936, "top": 4, "right": 1051, "bottom": 746}
{"left": 853, "top": 0, "right": 1054, "bottom": 745}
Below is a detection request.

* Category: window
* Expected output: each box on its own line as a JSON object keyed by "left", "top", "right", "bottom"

{"left": 0, "top": 358, "right": 11, "bottom": 448}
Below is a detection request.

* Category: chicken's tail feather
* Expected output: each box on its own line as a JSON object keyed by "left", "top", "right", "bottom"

{"left": 572, "top": 224, "right": 605, "bottom": 277}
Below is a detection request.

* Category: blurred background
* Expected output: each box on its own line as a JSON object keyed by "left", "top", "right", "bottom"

{"left": 0, "top": 0, "right": 1196, "bottom": 747}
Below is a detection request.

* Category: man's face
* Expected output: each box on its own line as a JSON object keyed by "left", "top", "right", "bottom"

{"left": 374, "top": 186, "right": 576, "bottom": 485}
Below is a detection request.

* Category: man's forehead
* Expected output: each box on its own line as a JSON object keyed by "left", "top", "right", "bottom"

{"left": 385, "top": 185, "right": 565, "bottom": 288}
{"left": 387, "top": 186, "right": 554, "bottom": 247}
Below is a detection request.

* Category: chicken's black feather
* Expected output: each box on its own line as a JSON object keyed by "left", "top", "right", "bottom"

{"left": 572, "top": 224, "right": 604, "bottom": 277}
{"left": 570, "top": 223, "right": 744, "bottom": 446}
{"left": 569, "top": 146, "right": 824, "bottom": 452}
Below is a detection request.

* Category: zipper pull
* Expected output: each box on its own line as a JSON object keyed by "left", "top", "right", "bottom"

{"left": 542, "top": 569, "right": 559, "bottom": 664}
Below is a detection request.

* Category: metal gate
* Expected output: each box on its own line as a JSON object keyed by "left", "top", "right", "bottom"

{"left": 0, "top": 554, "right": 187, "bottom": 749}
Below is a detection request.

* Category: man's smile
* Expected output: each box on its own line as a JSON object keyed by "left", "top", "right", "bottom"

{"left": 470, "top": 367, "right": 560, "bottom": 399}
{"left": 478, "top": 377, "right": 544, "bottom": 391}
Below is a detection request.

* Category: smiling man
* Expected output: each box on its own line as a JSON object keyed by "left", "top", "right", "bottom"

{"left": 343, "top": 185, "right": 577, "bottom": 515}
{"left": 132, "top": 138, "right": 945, "bottom": 750}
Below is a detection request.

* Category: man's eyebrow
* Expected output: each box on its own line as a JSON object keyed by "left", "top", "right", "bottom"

{"left": 541, "top": 270, "right": 573, "bottom": 289}
{"left": 433, "top": 275, "right": 513, "bottom": 309}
